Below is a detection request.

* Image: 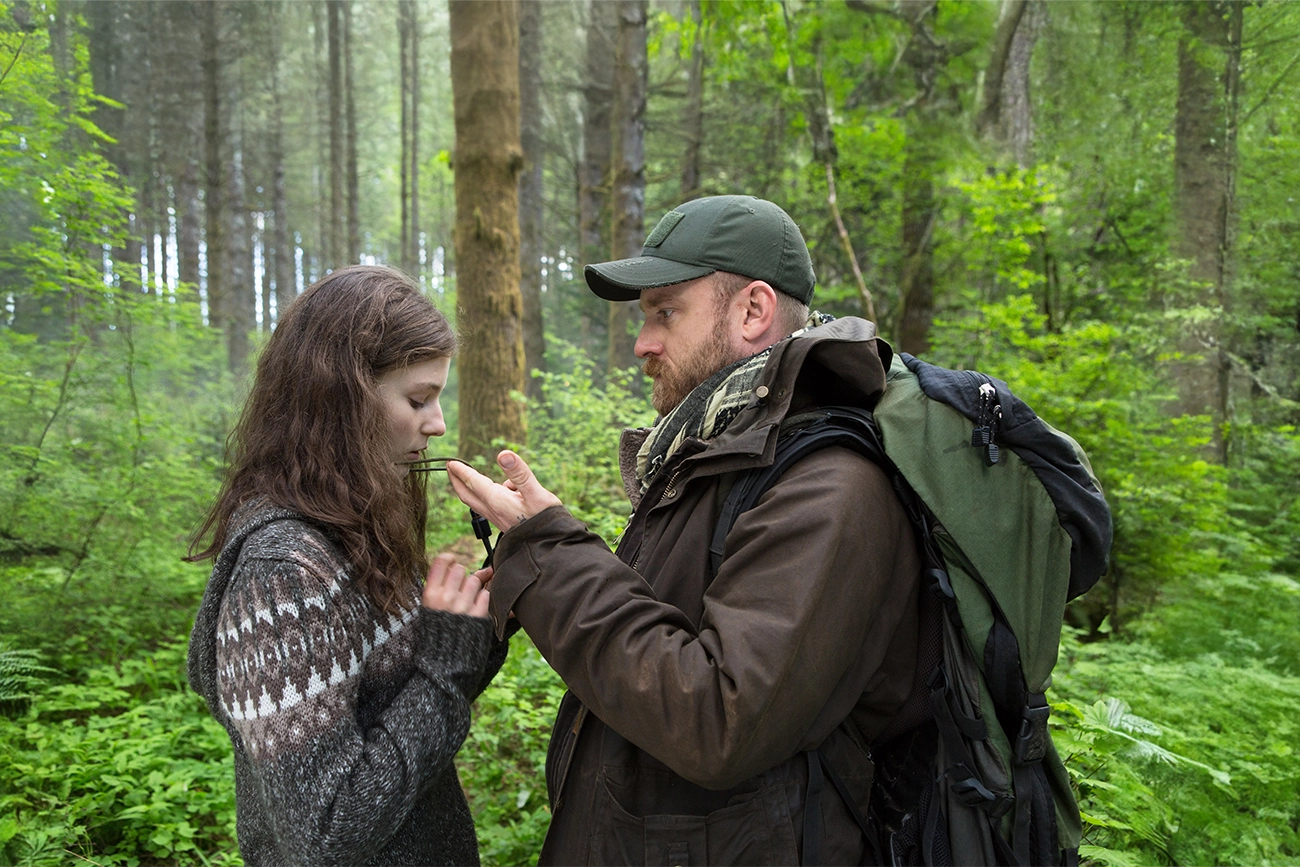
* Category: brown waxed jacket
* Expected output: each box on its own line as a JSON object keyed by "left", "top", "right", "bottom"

{"left": 487, "top": 317, "right": 922, "bottom": 866}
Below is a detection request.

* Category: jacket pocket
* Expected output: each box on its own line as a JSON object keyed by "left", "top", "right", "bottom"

{"left": 587, "top": 772, "right": 782, "bottom": 866}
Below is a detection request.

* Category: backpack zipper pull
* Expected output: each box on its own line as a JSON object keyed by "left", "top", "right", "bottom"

{"left": 972, "top": 381, "right": 1002, "bottom": 466}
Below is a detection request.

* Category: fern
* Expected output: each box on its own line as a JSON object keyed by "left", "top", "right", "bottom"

{"left": 0, "top": 639, "right": 55, "bottom": 703}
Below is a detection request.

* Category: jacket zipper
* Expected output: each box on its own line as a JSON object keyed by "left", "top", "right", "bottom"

{"left": 630, "top": 464, "right": 686, "bottom": 571}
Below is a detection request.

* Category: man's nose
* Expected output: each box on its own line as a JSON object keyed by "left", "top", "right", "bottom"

{"left": 634, "top": 328, "right": 657, "bottom": 359}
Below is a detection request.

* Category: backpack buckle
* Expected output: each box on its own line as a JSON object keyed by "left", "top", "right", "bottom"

{"left": 1015, "top": 703, "right": 1051, "bottom": 764}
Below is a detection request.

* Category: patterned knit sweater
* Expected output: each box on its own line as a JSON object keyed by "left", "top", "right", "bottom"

{"left": 187, "top": 504, "right": 507, "bottom": 866}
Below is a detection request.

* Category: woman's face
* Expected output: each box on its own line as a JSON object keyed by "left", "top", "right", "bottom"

{"left": 375, "top": 356, "right": 451, "bottom": 475}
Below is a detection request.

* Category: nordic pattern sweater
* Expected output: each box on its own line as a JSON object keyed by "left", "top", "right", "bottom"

{"left": 187, "top": 505, "right": 507, "bottom": 866}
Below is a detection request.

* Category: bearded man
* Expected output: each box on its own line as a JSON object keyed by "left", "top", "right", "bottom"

{"left": 450, "top": 195, "right": 921, "bottom": 866}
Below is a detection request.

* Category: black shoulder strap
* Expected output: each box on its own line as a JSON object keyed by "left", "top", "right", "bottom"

{"left": 709, "top": 406, "right": 889, "bottom": 579}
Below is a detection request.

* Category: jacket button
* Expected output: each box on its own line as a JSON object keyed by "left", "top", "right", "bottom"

{"left": 755, "top": 385, "right": 769, "bottom": 399}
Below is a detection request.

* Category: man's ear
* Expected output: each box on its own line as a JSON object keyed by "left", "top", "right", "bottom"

{"left": 738, "top": 280, "right": 780, "bottom": 345}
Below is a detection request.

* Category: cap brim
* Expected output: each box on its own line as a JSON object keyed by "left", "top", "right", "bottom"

{"left": 584, "top": 257, "right": 716, "bottom": 301}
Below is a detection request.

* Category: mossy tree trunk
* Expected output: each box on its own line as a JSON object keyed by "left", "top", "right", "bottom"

{"left": 608, "top": 0, "right": 647, "bottom": 378}
{"left": 1172, "top": 0, "right": 1241, "bottom": 462}
{"left": 450, "top": 0, "right": 527, "bottom": 461}
{"left": 518, "top": 0, "right": 547, "bottom": 400}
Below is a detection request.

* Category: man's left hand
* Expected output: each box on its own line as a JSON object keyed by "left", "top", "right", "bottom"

{"left": 447, "top": 450, "right": 562, "bottom": 533}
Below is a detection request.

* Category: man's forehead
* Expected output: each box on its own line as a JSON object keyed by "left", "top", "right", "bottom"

{"left": 639, "top": 276, "right": 712, "bottom": 310}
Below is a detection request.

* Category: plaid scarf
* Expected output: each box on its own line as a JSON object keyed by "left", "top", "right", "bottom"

{"left": 635, "top": 348, "right": 771, "bottom": 492}
{"left": 634, "top": 312, "right": 838, "bottom": 493}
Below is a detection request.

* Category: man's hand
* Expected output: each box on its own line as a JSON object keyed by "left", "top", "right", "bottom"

{"left": 421, "top": 552, "right": 491, "bottom": 618}
{"left": 447, "top": 450, "right": 562, "bottom": 533}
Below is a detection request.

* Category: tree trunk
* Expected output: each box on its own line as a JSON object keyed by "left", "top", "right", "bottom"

{"left": 579, "top": 0, "right": 617, "bottom": 269}
{"left": 680, "top": 0, "right": 705, "bottom": 201}
{"left": 327, "top": 0, "right": 345, "bottom": 271}
{"left": 608, "top": 0, "right": 647, "bottom": 378}
{"left": 898, "top": 142, "right": 937, "bottom": 355}
{"left": 224, "top": 8, "right": 254, "bottom": 374}
{"left": 344, "top": 1, "right": 359, "bottom": 263}
{"left": 1172, "top": 0, "right": 1240, "bottom": 460}
{"left": 518, "top": 0, "right": 547, "bottom": 398}
{"left": 978, "top": 0, "right": 1041, "bottom": 166}
{"left": 449, "top": 0, "right": 527, "bottom": 460}
{"left": 410, "top": 2, "right": 421, "bottom": 278}
{"left": 399, "top": 1, "right": 411, "bottom": 273}
{"left": 313, "top": 0, "right": 329, "bottom": 274}
{"left": 202, "top": 0, "right": 225, "bottom": 330}
{"left": 271, "top": 2, "right": 293, "bottom": 319}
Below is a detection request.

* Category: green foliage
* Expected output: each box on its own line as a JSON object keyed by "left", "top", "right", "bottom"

{"left": 1053, "top": 619, "right": 1300, "bottom": 866}
{"left": 0, "top": 640, "right": 53, "bottom": 707}
{"left": 0, "top": 639, "right": 239, "bottom": 867}
{"left": 461, "top": 637, "right": 566, "bottom": 867}
{"left": 524, "top": 340, "right": 656, "bottom": 542}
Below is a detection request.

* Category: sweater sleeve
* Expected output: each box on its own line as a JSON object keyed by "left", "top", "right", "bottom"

{"left": 214, "top": 552, "right": 494, "bottom": 866}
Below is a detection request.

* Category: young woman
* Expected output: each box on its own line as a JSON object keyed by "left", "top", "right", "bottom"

{"left": 187, "top": 265, "right": 505, "bottom": 866}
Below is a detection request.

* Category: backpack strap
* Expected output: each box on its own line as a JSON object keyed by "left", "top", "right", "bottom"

{"left": 709, "top": 406, "right": 888, "bottom": 578}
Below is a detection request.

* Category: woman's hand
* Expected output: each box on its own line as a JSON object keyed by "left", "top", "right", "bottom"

{"left": 447, "top": 450, "right": 562, "bottom": 533}
{"left": 421, "top": 553, "right": 491, "bottom": 619}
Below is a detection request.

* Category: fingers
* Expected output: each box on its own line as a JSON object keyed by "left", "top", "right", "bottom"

{"left": 446, "top": 460, "right": 492, "bottom": 514}
{"left": 422, "top": 553, "right": 490, "bottom": 618}
{"left": 470, "top": 587, "right": 490, "bottom": 619}
{"left": 496, "top": 451, "right": 563, "bottom": 517}
{"left": 445, "top": 453, "right": 561, "bottom": 531}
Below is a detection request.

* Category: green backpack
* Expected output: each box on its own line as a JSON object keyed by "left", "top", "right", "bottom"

{"left": 710, "top": 351, "right": 1111, "bottom": 866}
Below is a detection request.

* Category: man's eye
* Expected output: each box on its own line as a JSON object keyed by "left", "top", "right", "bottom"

{"left": 409, "top": 399, "right": 425, "bottom": 410}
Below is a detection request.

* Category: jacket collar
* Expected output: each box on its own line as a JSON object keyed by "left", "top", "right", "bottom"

{"left": 618, "top": 317, "right": 892, "bottom": 504}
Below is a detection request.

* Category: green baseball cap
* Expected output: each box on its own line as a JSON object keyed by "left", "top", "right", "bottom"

{"left": 584, "top": 195, "right": 817, "bottom": 304}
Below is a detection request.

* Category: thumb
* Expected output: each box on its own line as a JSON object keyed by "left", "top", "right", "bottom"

{"left": 496, "top": 450, "right": 561, "bottom": 512}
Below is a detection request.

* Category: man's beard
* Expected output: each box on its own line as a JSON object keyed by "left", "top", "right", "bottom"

{"left": 644, "top": 313, "right": 736, "bottom": 416}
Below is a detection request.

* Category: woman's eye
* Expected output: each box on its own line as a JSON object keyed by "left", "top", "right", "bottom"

{"left": 409, "top": 399, "right": 425, "bottom": 410}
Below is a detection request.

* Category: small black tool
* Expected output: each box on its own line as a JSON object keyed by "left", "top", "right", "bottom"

{"left": 470, "top": 509, "right": 496, "bottom": 569}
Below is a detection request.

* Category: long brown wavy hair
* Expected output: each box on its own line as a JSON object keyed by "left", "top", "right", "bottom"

{"left": 189, "top": 265, "right": 457, "bottom": 613}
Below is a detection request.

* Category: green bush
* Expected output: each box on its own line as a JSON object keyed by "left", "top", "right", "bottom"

{"left": 461, "top": 637, "right": 566, "bottom": 867}
{"left": 0, "top": 640, "right": 239, "bottom": 867}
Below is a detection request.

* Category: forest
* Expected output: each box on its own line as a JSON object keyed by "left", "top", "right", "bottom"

{"left": 0, "top": 0, "right": 1298, "bottom": 864}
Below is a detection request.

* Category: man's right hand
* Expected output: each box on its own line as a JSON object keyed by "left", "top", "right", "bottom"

{"left": 447, "top": 450, "right": 562, "bottom": 534}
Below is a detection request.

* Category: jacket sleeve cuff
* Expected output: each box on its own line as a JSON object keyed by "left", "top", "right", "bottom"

{"left": 487, "top": 505, "right": 582, "bottom": 639}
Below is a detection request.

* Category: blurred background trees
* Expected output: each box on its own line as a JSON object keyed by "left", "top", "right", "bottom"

{"left": 2, "top": 1, "right": 1299, "bottom": 864}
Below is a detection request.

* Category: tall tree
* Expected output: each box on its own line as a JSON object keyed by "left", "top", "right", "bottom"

{"left": 578, "top": 0, "right": 617, "bottom": 269}
{"left": 202, "top": 0, "right": 225, "bottom": 331}
{"left": 223, "top": 5, "right": 254, "bottom": 373}
{"left": 1172, "top": 0, "right": 1241, "bottom": 459}
{"left": 607, "top": 0, "right": 647, "bottom": 376}
{"left": 784, "top": 9, "right": 876, "bottom": 323}
{"left": 313, "top": 0, "right": 329, "bottom": 275}
{"left": 399, "top": 1, "right": 412, "bottom": 274}
{"left": 518, "top": 0, "right": 547, "bottom": 398}
{"left": 680, "top": 0, "right": 706, "bottom": 201}
{"left": 327, "top": 0, "right": 345, "bottom": 271}
{"left": 399, "top": 0, "right": 420, "bottom": 277}
{"left": 344, "top": 0, "right": 359, "bottom": 263}
{"left": 270, "top": 1, "right": 294, "bottom": 319}
{"left": 977, "top": 0, "right": 1042, "bottom": 166}
{"left": 449, "top": 0, "right": 527, "bottom": 460}
{"left": 410, "top": 2, "right": 420, "bottom": 277}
